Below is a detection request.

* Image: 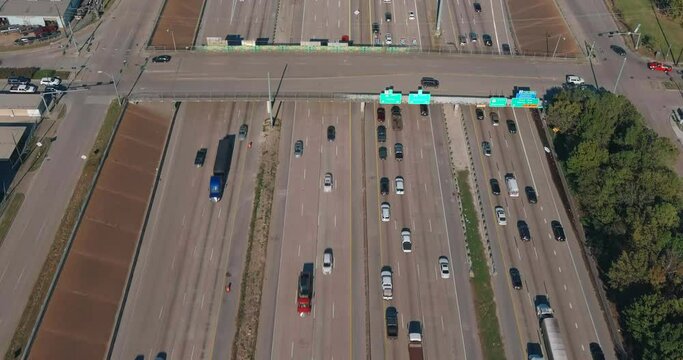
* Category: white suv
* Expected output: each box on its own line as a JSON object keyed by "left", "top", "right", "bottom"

{"left": 395, "top": 176, "right": 404, "bottom": 195}
{"left": 40, "top": 77, "right": 61, "bottom": 86}
{"left": 323, "top": 172, "right": 333, "bottom": 192}
{"left": 381, "top": 202, "right": 391, "bottom": 222}
{"left": 566, "top": 75, "right": 584, "bottom": 85}
{"left": 495, "top": 206, "right": 507, "bottom": 225}
{"left": 401, "top": 228, "right": 412, "bottom": 253}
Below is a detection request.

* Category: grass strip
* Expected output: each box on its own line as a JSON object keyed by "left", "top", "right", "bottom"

{"left": 457, "top": 170, "right": 506, "bottom": 360}
{"left": 613, "top": 0, "right": 682, "bottom": 58}
{"left": 0, "top": 193, "right": 25, "bottom": 247}
{"left": 28, "top": 139, "right": 52, "bottom": 172}
{"left": 231, "top": 120, "right": 281, "bottom": 360}
{"left": 5, "top": 101, "right": 122, "bottom": 360}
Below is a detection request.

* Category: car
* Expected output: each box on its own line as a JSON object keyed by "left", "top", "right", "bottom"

{"left": 9, "top": 84, "right": 37, "bottom": 93}
{"left": 155, "top": 352, "right": 167, "bottom": 360}
{"left": 525, "top": 186, "right": 537, "bottom": 204}
{"left": 483, "top": 34, "right": 492, "bottom": 46}
{"left": 495, "top": 206, "right": 507, "bottom": 225}
{"left": 394, "top": 143, "right": 403, "bottom": 161}
{"left": 194, "top": 148, "right": 207, "bottom": 167}
{"left": 377, "top": 125, "right": 386, "bottom": 142}
{"left": 610, "top": 44, "right": 626, "bottom": 56}
{"left": 517, "top": 220, "right": 531, "bottom": 241}
{"left": 475, "top": 108, "right": 484, "bottom": 120}
{"left": 40, "top": 77, "right": 61, "bottom": 86}
{"left": 473, "top": 2, "right": 482, "bottom": 12}
{"left": 238, "top": 124, "right": 248, "bottom": 140}
{"left": 459, "top": 35, "right": 467, "bottom": 46}
{"left": 482, "top": 141, "right": 492, "bottom": 156}
{"left": 502, "top": 43, "right": 511, "bottom": 55}
{"left": 566, "top": 75, "right": 585, "bottom": 85}
{"left": 385, "top": 306, "right": 399, "bottom": 338}
{"left": 409, "top": 11, "right": 415, "bottom": 20}
{"left": 7, "top": 76, "right": 30, "bottom": 85}
{"left": 395, "top": 176, "right": 404, "bottom": 195}
{"left": 401, "top": 228, "right": 412, "bottom": 252}
{"left": 648, "top": 61, "right": 672, "bottom": 72}
{"left": 379, "top": 146, "right": 388, "bottom": 160}
{"left": 294, "top": 140, "right": 304, "bottom": 158}
{"left": 380, "top": 177, "right": 390, "bottom": 195}
{"left": 327, "top": 125, "right": 336, "bottom": 141}
{"left": 323, "top": 173, "right": 333, "bottom": 192}
{"left": 490, "top": 112, "right": 499, "bottom": 126}
{"left": 438, "top": 256, "right": 450, "bottom": 279}
{"left": 420, "top": 104, "right": 429, "bottom": 116}
{"left": 506, "top": 119, "right": 517, "bottom": 134}
{"left": 589, "top": 343, "right": 606, "bottom": 360}
{"left": 385, "top": 12, "right": 392, "bottom": 22}
{"left": 377, "top": 107, "right": 386, "bottom": 122}
{"left": 420, "top": 77, "right": 439, "bottom": 88}
{"left": 385, "top": 33, "right": 392, "bottom": 45}
{"left": 509, "top": 268, "right": 522, "bottom": 289}
{"left": 152, "top": 55, "right": 172, "bottom": 63}
{"left": 470, "top": 32, "right": 478, "bottom": 43}
{"left": 551, "top": 220, "right": 566, "bottom": 241}
{"left": 490, "top": 178, "right": 501, "bottom": 195}
{"left": 322, "top": 248, "right": 334, "bottom": 274}
{"left": 44, "top": 84, "right": 66, "bottom": 94}
{"left": 381, "top": 202, "right": 391, "bottom": 222}
{"left": 372, "top": 22, "right": 380, "bottom": 34}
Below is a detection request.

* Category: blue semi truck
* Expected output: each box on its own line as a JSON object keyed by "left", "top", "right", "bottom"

{"left": 209, "top": 135, "right": 235, "bottom": 202}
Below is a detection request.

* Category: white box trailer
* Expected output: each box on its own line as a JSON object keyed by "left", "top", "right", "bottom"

{"left": 505, "top": 173, "right": 519, "bottom": 197}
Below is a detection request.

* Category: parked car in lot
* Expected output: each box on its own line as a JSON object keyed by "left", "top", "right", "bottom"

{"left": 152, "top": 55, "right": 172, "bottom": 63}
{"left": 380, "top": 177, "right": 390, "bottom": 195}
{"left": 9, "top": 84, "right": 37, "bottom": 93}
{"left": 238, "top": 124, "right": 248, "bottom": 140}
{"left": 551, "top": 220, "right": 566, "bottom": 241}
{"left": 40, "top": 77, "right": 61, "bottom": 86}
{"left": 395, "top": 176, "right": 404, "bottom": 195}
{"left": 495, "top": 206, "right": 507, "bottom": 225}
{"left": 322, "top": 248, "right": 334, "bottom": 274}
{"left": 517, "top": 220, "right": 531, "bottom": 241}
{"left": 490, "top": 178, "right": 501, "bottom": 195}
{"left": 482, "top": 141, "right": 492, "bottom": 156}
{"left": 379, "top": 146, "right": 387, "bottom": 160}
{"left": 7, "top": 76, "right": 30, "bottom": 85}
{"left": 323, "top": 173, "right": 334, "bottom": 192}
{"left": 194, "top": 148, "right": 207, "bottom": 167}
{"left": 438, "top": 256, "right": 450, "bottom": 279}
{"left": 525, "top": 186, "right": 538, "bottom": 204}
{"left": 294, "top": 140, "right": 304, "bottom": 158}
{"left": 401, "top": 228, "right": 412, "bottom": 253}
{"left": 377, "top": 107, "right": 386, "bottom": 122}
{"left": 648, "top": 61, "right": 672, "bottom": 72}
{"left": 509, "top": 268, "right": 522, "bottom": 289}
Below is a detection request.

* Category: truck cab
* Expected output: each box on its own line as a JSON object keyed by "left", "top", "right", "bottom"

{"left": 297, "top": 263, "right": 314, "bottom": 316}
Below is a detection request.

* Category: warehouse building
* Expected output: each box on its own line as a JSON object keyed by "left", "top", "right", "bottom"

{"left": 0, "top": 94, "right": 49, "bottom": 120}
{"left": 0, "top": 126, "right": 32, "bottom": 198}
{"left": 0, "top": 0, "right": 83, "bottom": 29}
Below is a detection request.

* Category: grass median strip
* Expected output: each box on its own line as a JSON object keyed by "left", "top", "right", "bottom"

{"left": 0, "top": 193, "right": 25, "bottom": 248}
{"left": 457, "top": 170, "right": 506, "bottom": 360}
{"left": 231, "top": 120, "right": 281, "bottom": 360}
{"left": 5, "top": 100, "right": 122, "bottom": 360}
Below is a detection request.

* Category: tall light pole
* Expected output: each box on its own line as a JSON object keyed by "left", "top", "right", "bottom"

{"left": 552, "top": 35, "right": 565, "bottom": 57}
{"left": 166, "top": 28, "right": 176, "bottom": 51}
{"left": 97, "top": 70, "right": 121, "bottom": 105}
{"left": 613, "top": 57, "right": 627, "bottom": 93}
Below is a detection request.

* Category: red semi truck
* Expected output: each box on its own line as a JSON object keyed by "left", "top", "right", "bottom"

{"left": 297, "top": 263, "right": 314, "bottom": 316}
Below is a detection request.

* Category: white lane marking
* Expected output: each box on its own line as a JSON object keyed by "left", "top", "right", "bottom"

{"left": 332, "top": 302, "right": 335, "bottom": 318}
{"left": 334, "top": 215, "right": 337, "bottom": 228}
{"left": 201, "top": 293, "right": 205, "bottom": 309}
{"left": 304, "top": 168, "right": 306, "bottom": 179}
{"left": 558, "top": 267, "right": 562, "bottom": 273}
{"left": 193, "top": 244, "right": 198, "bottom": 257}
{"left": 564, "top": 284, "right": 567, "bottom": 291}
{"left": 397, "top": 260, "right": 401, "bottom": 277}
{"left": 182, "top": 215, "right": 186, "bottom": 226}
{"left": 298, "top": 244, "right": 301, "bottom": 257}
{"left": 575, "top": 322, "right": 579, "bottom": 328}
{"left": 191, "top": 345, "right": 196, "bottom": 360}
{"left": 0, "top": 265, "right": 7, "bottom": 283}
{"left": 569, "top": 302, "right": 573, "bottom": 309}
{"left": 336, "top": 145, "right": 338, "bottom": 156}
{"left": 158, "top": 306, "right": 164, "bottom": 319}
{"left": 218, "top": 207, "right": 222, "bottom": 218}
{"left": 171, "top": 255, "right": 176, "bottom": 270}
{"left": 424, "top": 183, "right": 428, "bottom": 193}
{"left": 183, "top": 291, "right": 187, "bottom": 305}
{"left": 416, "top": 263, "right": 420, "bottom": 279}
{"left": 429, "top": 219, "right": 432, "bottom": 232}
{"left": 533, "top": 247, "right": 539, "bottom": 259}
{"left": 441, "top": 316, "right": 445, "bottom": 331}
{"left": 301, "top": 202, "right": 304, "bottom": 216}
{"left": 420, "top": 148, "right": 423, "bottom": 159}
{"left": 210, "top": 248, "right": 214, "bottom": 262}
{"left": 291, "top": 342, "right": 295, "bottom": 358}
{"left": 516, "top": 247, "right": 521, "bottom": 259}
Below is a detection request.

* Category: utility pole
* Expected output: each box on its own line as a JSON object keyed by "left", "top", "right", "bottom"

{"left": 552, "top": 36, "right": 565, "bottom": 58}
{"left": 98, "top": 71, "right": 121, "bottom": 105}
{"left": 166, "top": 28, "right": 177, "bottom": 51}
{"left": 435, "top": 0, "right": 444, "bottom": 36}
{"left": 267, "top": 72, "right": 274, "bottom": 127}
{"left": 613, "top": 57, "right": 627, "bottom": 93}
{"left": 546, "top": 32, "right": 550, "bottom": 56}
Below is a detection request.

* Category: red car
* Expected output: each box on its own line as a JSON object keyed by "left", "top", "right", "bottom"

{"left": 648, "top": 61, "right": 673, "bottom": 73}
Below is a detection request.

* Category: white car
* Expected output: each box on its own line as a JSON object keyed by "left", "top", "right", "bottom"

{"left": 566, "top": 75, "right": 584, "bottom": 85}
{"left": 381, "top": 202, "right": 391, "bottom": 222}
{"left": 409, "top": 11, "right": 415, "bottom": 20}
{"left": 9, "top": 84, "right": 37, "bottom": 93}
{"left": 401, "top": 228, "right": 412, "bottom": 253}
{"left": 323, "top": 172, "right": 333, "bottom": 192}
{"left": 40, "top": 77, "right": 61, "bottom": 86}
{"left": 439, "top": 256, "right": 450, "bottom": 279}
{"left": 322, "top": 248, "right": 333, "bottom": 274}
{"left": 395, "top": 176, "right": 404, "bottom": 195}
{"left": 385, "top": 33, "right": 392, "bottom": 45}
{"left": 495, "top": 206, "right": 507, "bottom": 225}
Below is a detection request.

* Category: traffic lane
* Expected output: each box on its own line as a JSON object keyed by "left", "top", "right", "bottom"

{"left": 274, "top": 0, "right": 303, "bottom": 43}
{"left": 490, "top": 0, "right": 513, "bottom": 52}
{"left": 443, "top": 0, "right": 466, "bottom": 50}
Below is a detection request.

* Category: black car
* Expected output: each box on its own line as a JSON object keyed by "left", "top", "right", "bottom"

{"left": 502, "top": 43, "right": 511, "bottom": 55}
{"left": 483, "top": 34, "right": 493, "bottom": 47}
{"left": 517, "top": 220, "right": 531, "bottom": 241}
{"left": 475, "top": 108, "right": 484, "bottom": 120}
{"left": 379, "top": 146, "right": 387, "bottom": 160}
{"left": 372, "top": 22, "right": 380, "bottom": 34}
{"left": 394, "top": 143, "right": 403, "bottom": 161}
{"left": 473, "top": 2, "right": 482, "bottom": 12}
{"left": 386, "top": 306, "right": 399, "bottom": 338}
{"left": 7, "top": 76, "right": 30, "bottom": 85}
{"left": 509, "top": 268, "right": 522, "bottom": 290}
{"left": 152, "top": 55, "right": 172, "bottom": 63}
{"left": 610, "top": 44, "right": 626, "bottom": 56}
{"left": 239, "top": 124, "right": 248, "bottom": 140}
{"left": 194, "top": 148, "right": 207, "bottom": 167}
{"left": 525, "top": 186, "right": 537, "bottom": 204}
{"left": 385, "top": 12, "right": 392, "bottom": 22}
{"left": 327, "top": 125, "right": 336, "bottom": 142}
{"left": 420, "top": 104, "right": 429, "bottom": 116}
{"left": 506, "top": 119, "right": 517, "bottom": 134}
{"left": 380, "top": 177, "right": 390, "bottom": 195}
{"left": 420, "top": 77, "right": 439, "bottom": 88}
{"left": 377, "top": 125, "right": 387, "bottom": 143}
{"left": 589, "top": 343, "right": 606, "bottom": 360}
{"left": 490, "top": 178, "right": 501, "bottom": 195}
{"left": 551, "top": 220, "right": 566, "bottom": 241}
{"left": 155, "top": 352, "right": 168, "bottom": 360}
{"left": 377, "top": 107, "right": 386, "bottom": 122}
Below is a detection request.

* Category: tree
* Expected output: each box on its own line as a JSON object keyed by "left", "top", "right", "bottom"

{"left": 624, "top": 293, "right": 683, "bottom": 359}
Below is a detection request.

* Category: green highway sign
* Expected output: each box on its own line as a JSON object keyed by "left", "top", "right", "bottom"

{"left": 408, "top": 89, "right": 431, "bottom": 104}
{"left": 379, "top": 88, "right": 402, "bottom": 104}
{"left": 511, "top": 97, "right": 540, "bottom": 108}
{"left": 489, "top": 97, "right": 508, "bottom": 107}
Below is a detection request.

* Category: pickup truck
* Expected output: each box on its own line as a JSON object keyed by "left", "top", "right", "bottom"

{"left": 381, "top": 266, "right": 393, "bottom": 300}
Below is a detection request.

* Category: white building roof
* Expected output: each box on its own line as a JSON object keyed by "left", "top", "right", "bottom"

{"left": 0, "top": 0, "right": 75, "bottom": 18}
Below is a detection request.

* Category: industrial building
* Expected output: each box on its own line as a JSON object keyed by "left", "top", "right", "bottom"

{"left": 0, "top": 94, "right": 49, "bottom": 120}
{"left": 0, "top": 0, "right": 83, "bottom": 29}
{"left": 0, "top": 126, "right": 32, "bottom": 197}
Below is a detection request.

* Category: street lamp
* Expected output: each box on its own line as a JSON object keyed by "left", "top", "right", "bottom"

{"left": 97, "top": 70, "right": 121, "bottom": 105}
{"left": 552, "top": 36, "right": 565, "bottom": 58}
{"left": 166, "top": 28, "right": 177, "bottom": 51}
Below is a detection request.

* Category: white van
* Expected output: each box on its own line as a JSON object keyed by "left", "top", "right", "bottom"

{"left": 504, "top": 173, "right": 519, "bottom": 197}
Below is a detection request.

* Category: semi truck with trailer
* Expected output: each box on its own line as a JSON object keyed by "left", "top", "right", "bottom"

{"left": 209, "top": 135, "right": 236, "bottom": 202}
{"left": 408, "top": 321, "right": 424, "bottom": 360}
{"left": 297, "top": 263, "right": 314, "bottom": 316}
{"left": 534, "top": 295, "right": 568, "bottom": 360}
